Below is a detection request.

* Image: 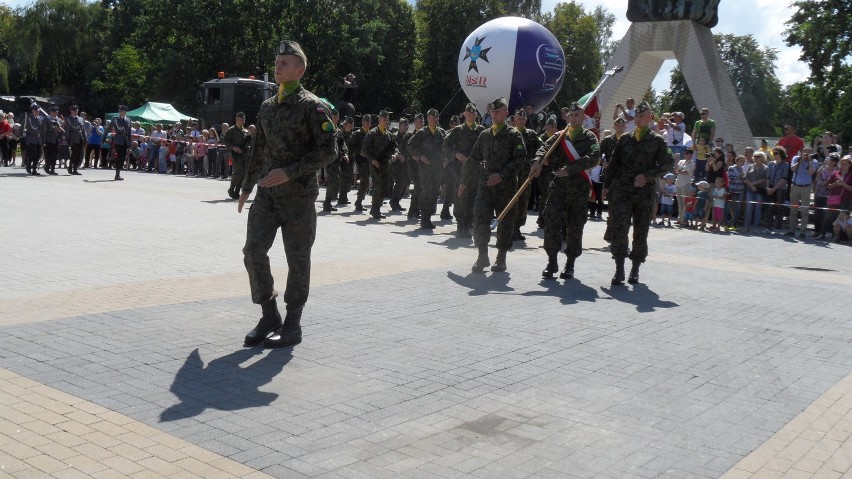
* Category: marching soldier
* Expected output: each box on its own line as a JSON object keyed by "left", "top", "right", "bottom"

{"left": 224, "top": 112, "right": 250, "bottom": 199}
{"left": 408, "top": 108, "right": 447, "bottom": 229}
{"left": 65, "top": 105, "right": 86, "bottom": 175}
{"left": 534, "top": 116, "right": 558, "bottom": 224}
{"left": 600, "top": 116, "right": 627, "bottom": 242}
{"left": 43, "top": 106, "right": 63, "bottom": 175}
{"left": 389, "top": 117, "right": 411, "bottom": 212}
{"left": 347, "top": 115, "right": 371, "bottom": 212}
{"left": 406, "top": 113, "right": 424, "bottom": 219}
{"left": 470, "top": 97, "right": 526, "bottom": 273}
{"left": 322, "top": 108, "right": 349, "bottom": 212}
{"left": 531, "top": 102, "right": 600, "bottom": 280}
{"left": 111, "top": 105, "right": 132, "bottom": 181}
{"left": 362, "top": 110, "right": 397, "bottom": 219}
{"left": 445, "top": 103, "right": 485, "bottom": 238}
{"left": 23, "top": 103, "right": 47, "bottom": 176}
{"left": 238, "top": 40, "right": 337, "bottom": 348}
{"left": 511, "top": 108, "right": 543, "bottom": 241}
{"left": 337, "top": 116, "right": 354, "bottom": 206}
{"left": 603, "top": 101, "right": 673, "bottom": 285}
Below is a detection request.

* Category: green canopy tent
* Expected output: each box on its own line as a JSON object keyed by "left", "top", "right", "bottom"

{"left": 105, "top": 102, "right": 196, "bottom": 125}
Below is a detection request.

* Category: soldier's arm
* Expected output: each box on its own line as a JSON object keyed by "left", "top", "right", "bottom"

{"left": 565, "top": 132, "right": 600, "bottom": 174}
{"left": 603, "top": 137, "right": 625, "bottom": 190}
{"left": 459, "top": 135, "right": 484, "bottom": 184}
{"left": 407, "top": 130, "right": 422, "bottom": 158}
{"left": 501, "top": 130, "right": 526, "bottom": 179}
{"left": 642, "top": 138, "right": 674, "bottom": 182}
{"left": 361, "top": 131, "right": 374, "bottom": 162}
{"left": 240, "top": 118, "right": 266, "bottom": 194}
{"left": 282, "top": 104, "right": 338, "bottom": 181}
{"left": 442, "top": 128, "right": 457, "bottom": 158}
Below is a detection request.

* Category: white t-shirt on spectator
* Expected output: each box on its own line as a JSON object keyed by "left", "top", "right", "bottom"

{"left": 667, "top": 122, "right": 685, "bottom": 147}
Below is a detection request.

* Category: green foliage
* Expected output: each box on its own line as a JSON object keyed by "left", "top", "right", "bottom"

{"left": 90, "top": 43, "right": 147, "bottom": 114}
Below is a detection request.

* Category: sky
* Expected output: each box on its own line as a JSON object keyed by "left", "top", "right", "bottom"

{"left": 542, "top": 0, "right": 810, "bottom": 92}
{"left": 3, "top": 0, "right": 810, "bottom": 92}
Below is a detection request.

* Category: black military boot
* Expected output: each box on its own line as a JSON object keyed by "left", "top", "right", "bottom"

{"left": 541, "top": 254, "right": 558, "bottom": 279}
{"left": 370, "top": 209, "right": 386, "bottom": 219}
{"left": 491, "top": 249, "right": 507, "bottom": 272}
{"left": 472, "top": 246, "right": 490, "bottom": 273}
{"left": 263, "top": 306, "right": 302, "bottom": 348}
{"left": 440, "top": 206, "right": 453, "bottom": 220}
{"left": 611, "top": 258, "right": 626, "bottom": 286}
{"left": 354, "top": 200, "right": 365, "bottom": 212}
{"left": 420, "top": 217, "right": 435, "bottom": 229}
{"left": 244, "top": 296, "right": 283, "bottom": 346}
{"left": 456, "top": 221, "right": 471, "bottom": 239}
{"left": 514, "top": 229, "right": 526, "bottom": 241}
{"left": 560, "top": 256, "right": 576, "bottom": 279}
{"left": 322, "top": 201, "right": 337, "bottom": 212}
{"left": 628, "top": 260, "right": 641, "bottom": 284}
{"left": 338, "top": 194, "right": 350, "bottom": 205}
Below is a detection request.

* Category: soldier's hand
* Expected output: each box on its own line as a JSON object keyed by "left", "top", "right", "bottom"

{"left": 486, "top": 173, "right": 502, "bottom": 187}
{"left": 553, "top": 167, "right": 568, "bottom": 177}
{"left": 634, "top": 174, "right": 647, "bottom": 188}
{"left": 420, "top": 155, "right": 430, "bottom": 165}
{"left": 342, "top": 155, "right": 349, "bottom": 163}
{"left": 455, "top": 152, "right": 467, "bottom": 162}
{"left": 371, "top": 160, "right": 380, "bottom": 168}
{"left": 237, "top": 192, "right": 250, "bottom": 213}
{"left": 258, "top": 168, "right": 289, "bottom": 188}
{"left": 233, "top": 147, "right": 243, "bottom": 154}
{"left": 530, "top": 161, "right": 542, "bottom": 178}
{"left": 457, "top": 184, "right": 465, "bottom": 197}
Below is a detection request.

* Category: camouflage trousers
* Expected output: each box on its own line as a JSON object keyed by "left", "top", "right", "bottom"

{"left": 442, "top": 161, "right": 460, "bottom": 210}
{"left": 542, "top": 181, "right": 590, "bottom": 258}
{"left": 418, "top": 161, "right": 442, "bottom": 218}
{"left": 407, "top": 160, "right": 420, "bottom": 216}
{"left": 515, "top": 163, "right": 532, "bottom": 230}
{"left": 324, "top": 160, "right": 341, "bottom": 204}
{"left": 369, "top": 160, "right": 389, "bottom": 213}
{"left": 243, "top": 189, "right": 317, "bottom": 308}
{"left": 355, "top": 158, "right": 370, "bottom": 203}
{"left": 608, "top": 186, "right": 655, "bottom": 262}
{"left": 390, "top": 160, "right": 409, "bottom": 206}
{"left": 473, "top": 176, "right": 518, "bottom": 251}
{"left": 339, "top": 159, "right": 353, "bottom": 202}
{"left": 229, "top": 156, "right": 246, "bottom": 195}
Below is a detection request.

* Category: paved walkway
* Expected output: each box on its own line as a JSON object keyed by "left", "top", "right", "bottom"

{"left": 1, "top": 165, "right": 850, "bottom": 478}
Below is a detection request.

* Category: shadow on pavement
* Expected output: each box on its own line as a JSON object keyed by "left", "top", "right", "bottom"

{"left": 427, "top": 236, "right": 474, "bottom": 250}
{"left": 83, "top": 179, "right": 122, "bottom": 183}
{"left": 522, "top": 278, "right": 600, "bottom": 305}
{"left": 600, "top": 283, "right": 678, "bottom": 313}
{"left": 201, "top": 198, "right": 241, "bottom": 204}
{"left": 446, "top": 270, "right": 514, "bottom": 296}
{"left": 160, "top": 347, "right": 292, "bottom": 422}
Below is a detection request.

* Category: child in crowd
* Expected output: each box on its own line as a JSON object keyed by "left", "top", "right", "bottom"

{"left": 684, "top": 189, "right": 698, "bottom": 228}
{"left": 695, "top": 181, "right": 710, "bottom": 231}
{"left": 129, "top": 141, "right": 141, "bottom": 170}
{"left": 168, "top": 139, "right": 178, "bottom": 174}
{"left": 658, "top": 173, "right": 676, "bottom": 227}
{"left": 195, "top": 134, "right": 207, "bottom": 177}
{"left": 710, "top": 176, "right": 726, "bottom": 231}
{"left": 158, "top": 139, "right": 168, "bottom": 173}
{"left": 694, "top": 138, "right": 709, "bottom": 182}
{"left": 833, "top": 210, "right": 851, "bottom": 243}
{"left": 175, "top": 137, "right": 186, "bottom": 175}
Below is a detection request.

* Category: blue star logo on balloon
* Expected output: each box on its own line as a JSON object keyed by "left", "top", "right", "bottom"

{"left": 458, "top": 17, "right": 565, "bottom": 115}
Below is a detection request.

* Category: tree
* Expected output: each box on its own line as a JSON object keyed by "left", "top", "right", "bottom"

{"left": 658, "top": 33, "right": 782, "bottom": 137}
{"left": 90, "top": 43, "right": 147, "bottom": 114}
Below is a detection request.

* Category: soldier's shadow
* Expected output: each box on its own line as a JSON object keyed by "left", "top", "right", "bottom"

{"left": 83, "top": 179, "right": 122, "bottom": 183}
{"left": 159, "top": 347, "right": 292, "bottom": 422}
{"left": 446, "top": 271, "right": 514, "bottom": 296}
{"left": 201, "top": 198, "right": 241, "bottom": 204}
{"left": 600, "top": 283, "right": 678, "bottom": 313}
{"left": 0, "top": 171, "right": 31, "bottom": 177}
{"left": 391, "top": 228, "right": 435, "bottom": 237}
{"left": 427, "top": 236, "right": 473, "bottom": 250}
{"left": 522, "top": 279, "right": 600, "bottom": 305}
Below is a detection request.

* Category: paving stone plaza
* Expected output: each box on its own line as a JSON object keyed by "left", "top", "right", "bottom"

{"left": 1, "top": 166, "right": 851, "bottom": 478}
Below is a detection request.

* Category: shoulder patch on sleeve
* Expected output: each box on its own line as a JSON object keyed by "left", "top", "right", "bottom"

{"left": 516, "top": 143, "right": 524, "bottom": 150}
{"left": 591, "top": 143, "right": 600, "bottom": 152}
{"left": 322, "top": 121, "right": 334, "bottom": 132}
{"left": 667, "top": 147, "right": 673, "bottom": 155}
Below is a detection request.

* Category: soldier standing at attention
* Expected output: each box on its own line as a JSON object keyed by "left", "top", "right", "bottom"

{"left": 406, "top": 113, "right": 424, "bottom": 220}
{"left": 362, "top": 110, "right": 397, "bottom": 219}
{"left": 511, "top": 108, "right": 543, "bottom": 242}
{"left": 43, "top": 106, "right": 63, "bottom": 175}
{"left": 408, "top": 108, "right": 447, "bottom": 229}
{"left": 603, "top": 101, "right": 673, "bottom": 286}
{"left": 238, "top": 40, "right": 337, "bottom": 348}
{"left": 322, "top": 108, "right": 348, "bottom": 213}
{"left": 389, "top": 117, "right": 411, "bottom": 212}
{"left": 111, "top": 105, "right": 131, "bottom": 181}
{"left": 470, "top": 97, "right": 526, "bottom": 273}
{"left": 337, "top": 116, "right": 355, "bottom": 206}
{"left": 531, "top": 102, "right": 600, "bottom": 280}
{"left": 65, "top": 105, "right": 86, "bottom": 175}
{"left": 347, "top": 115, "right": 371, "bottom": 212}
{"left": 224, "top": 112, "right": 250, "bottom": 199}
{"left": 23, "top": 103, "right": 46, "bottom": 176}
{"left": 446, "top": 103, "right": 485, "bottom": 239}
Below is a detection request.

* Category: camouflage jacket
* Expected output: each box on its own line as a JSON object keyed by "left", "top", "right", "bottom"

{"left": 335, "top": 129, "right": 349, "bottom": 162}
{"left": 362, "top": 126, "right": 397, "bottom": 164}
{"left": 347, "top": 128, "right": 369, "bottom": 162}
{"left": 465, "top": 125, "right": 526, "bottom": 183}
{"left": 535, "top": 126, "right": 599, "bottom": 190}
{"left": 442, "top": 123, "right": 485, "bottom": 162}
{"left": 407, "top": 126, "right": 447, "bottom": 166}
{"left": 517, "top": 127, "right": 542, "bottom": 163}
{"left": 603, "top": 128, "right": 673, "bottom": 191}
{"left": 223, "top": 125, "right": 250, "bottom": 158}
{"left": 599, "top": 133, "right": 620, "bottom": 163}
{"left": 241, "top": 85, "right": 338, "bottom": 197}
{"left": 396, "top": 131, "right": 414, "bottom": 160}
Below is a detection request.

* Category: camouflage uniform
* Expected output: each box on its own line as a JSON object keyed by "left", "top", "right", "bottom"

{"left": 323, "top": 128, "right": 348, "bottom": 209}
{"left": 346, "top": 126, "right": 370, "bottom": 208}
{"left": 603, "top": 127, "right": 673, "bottom": 266}
{"left": 338, "top": 128, "right": 354, "bottom": 203}
{"left": 407, "top": 125, "right": 447, "bottom": 224}
{"left": 471, "top": 125, "right": 526, "bottom": 252}
{"left": 224, "top": 123, "right": 251, "bottom": 198}
{"left": 362, "top": 124, "right": 397, "bottom": 217}
{"left": 537, "top": 126, "right": 599, "bottom": 261}
{"left": 599, "top": 131, "right": 621, "bottom": 242}
{"left": 403, "top": 129, "right": 420, "bottom": 217}
{"left": 444, "top": 121, "right": 485, "bottom": 235}
{"left": 241, "top": 85, "right": 337, "bottom": 313}
{"left": 515, "top": 126, "right": 543, "bottom": 235}
{"left": 390, "top": 127, "right": 412, "bottom": 209}
{"left": 535, "top": 131, "right": 555, "bottom": 225}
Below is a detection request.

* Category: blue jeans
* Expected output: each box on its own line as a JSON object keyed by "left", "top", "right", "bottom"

{"left": 744, "top": 189, "right": 764, "bottom": 228}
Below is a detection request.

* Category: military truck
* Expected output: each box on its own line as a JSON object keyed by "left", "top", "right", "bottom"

{"left": 197, "top": 76, "right": 275, "bottom": 130}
